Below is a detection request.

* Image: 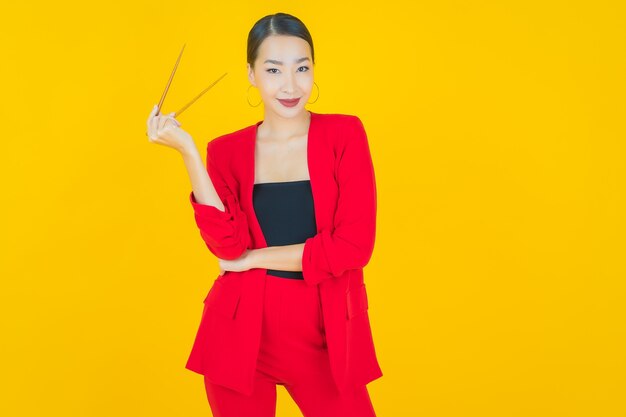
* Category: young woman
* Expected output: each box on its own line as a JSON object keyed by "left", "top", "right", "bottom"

{"left": 146, "top": 12, "right": 383, "bottom": 417}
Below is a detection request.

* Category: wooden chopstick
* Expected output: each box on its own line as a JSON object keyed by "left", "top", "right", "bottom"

{"left": 156, "top": 43, "right": 186, "bottom": 116}
{"left": 147, "top": 44, "right": 228, "bottom": 136}
{"left": 174, "top": 71, "right": 228, "bottom": 117}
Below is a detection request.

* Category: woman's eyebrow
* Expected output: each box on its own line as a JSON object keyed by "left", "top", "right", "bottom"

{"left": 263, "top": 57, "right": 310, "bottom": 65}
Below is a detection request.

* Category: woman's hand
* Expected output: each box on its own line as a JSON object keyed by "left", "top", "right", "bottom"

{"left": 146, "top": 104, "right": 194, "bottom": 153}
{"left": 218, "top": 250, "right": 256, "bottom": 276}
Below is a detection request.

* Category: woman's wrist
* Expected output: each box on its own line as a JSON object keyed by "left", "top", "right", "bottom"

{"left": 178, "top": 139, "right": 199, "bottom": 158}
{"left": 247, "top": 248, "right": 264, "bottom": 270}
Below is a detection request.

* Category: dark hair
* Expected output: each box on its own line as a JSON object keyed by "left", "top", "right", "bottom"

{"left": 247, "top": 13, "right": 315, "bottom": 70}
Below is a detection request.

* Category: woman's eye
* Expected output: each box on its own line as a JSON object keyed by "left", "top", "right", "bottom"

{"left": 266, "top": 66, "right": 309, "bottom": 74}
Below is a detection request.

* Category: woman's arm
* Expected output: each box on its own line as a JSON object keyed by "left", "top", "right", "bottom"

{"left": 181, "top": 146, "right": 225, "bottom": 211}
{"left": 146, "top": 106, "right": 250, "bottom": 260}
{"left": 301, "top": 116, "right": 377, "bottom": 286}
{"left": 185, "top": 141, "right": 251, "bottom": 260}
{"left": 246, "top": 244, "right": 305, "bottom": 272}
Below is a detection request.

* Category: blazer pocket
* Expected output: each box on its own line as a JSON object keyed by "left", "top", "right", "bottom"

{"left": 346, "top": 283, "right": 369, "bottom": 320}
{"left": 204, "top": 277, "right": 242, "bottom": 320}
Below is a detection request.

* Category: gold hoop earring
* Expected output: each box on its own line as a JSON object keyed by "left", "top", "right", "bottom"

{"left": 307, "top": 82, "right": 320, "bottom": 104}
{"left": 247, "top": 84, "right": 263, "bottom": 107}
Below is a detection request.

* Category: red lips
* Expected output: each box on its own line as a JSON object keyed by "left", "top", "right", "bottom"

{"left": 278, "top": 98, "right": 300, "bottom": 107}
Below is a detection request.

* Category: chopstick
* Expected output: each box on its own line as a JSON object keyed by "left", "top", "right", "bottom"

{"left": 173, "top": 71, "right": 228, "bottom": 117}
{"left": 155, "top": 43, "right": 187, "bottom": 117}
{"left": 147, "top": 44, "right": 228, "bottom": 135}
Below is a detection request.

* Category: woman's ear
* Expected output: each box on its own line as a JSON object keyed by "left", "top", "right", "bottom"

{"left": 247, "top": 64, "right": 253, "bottom": 84}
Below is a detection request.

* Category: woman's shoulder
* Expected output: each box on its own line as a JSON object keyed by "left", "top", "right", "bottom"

{"left": 316, "top": 112, "right": 368, "bottom": 147}
{"left": 317, "top": 112, "right": 367, "bottom": 138}
{"left": 205, "top": 122, "right": 254, "bottom": 157}
{"left": 315, "top": 111, "right": 363, "bottom": 127}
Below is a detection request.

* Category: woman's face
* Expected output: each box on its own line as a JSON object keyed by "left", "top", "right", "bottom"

{"left": 248, "top": 35, "right": 314, "bottom": 117}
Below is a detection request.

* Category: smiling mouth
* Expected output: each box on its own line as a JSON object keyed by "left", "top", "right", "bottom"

{"left": 277, "top": 97, "right": 301, "bottom": 107}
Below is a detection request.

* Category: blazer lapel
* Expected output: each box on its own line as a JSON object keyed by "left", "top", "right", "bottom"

{"left": 245, "top": 119, "right": 267, "bottom": 249}
{"left": 306, "top": 111, "right": 321, "bottom": 235}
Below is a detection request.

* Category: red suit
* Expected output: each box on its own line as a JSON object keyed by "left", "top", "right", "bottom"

{"left": 185, "top": 111, "right": 383, "bottom": 397}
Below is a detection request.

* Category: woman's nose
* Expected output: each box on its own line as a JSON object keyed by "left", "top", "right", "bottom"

{"left": 282, "top": 73, "right": 296, "bottom": 93}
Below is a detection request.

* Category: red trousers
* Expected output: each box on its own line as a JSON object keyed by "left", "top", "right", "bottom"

{"left": 203, "top": 274, "right": 377, "bottom": 417}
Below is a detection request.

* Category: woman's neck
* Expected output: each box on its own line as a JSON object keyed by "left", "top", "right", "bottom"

{"left": 257, "top": 110, "right": 311, "bottom": 142}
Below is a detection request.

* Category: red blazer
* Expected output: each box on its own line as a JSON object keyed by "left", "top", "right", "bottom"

{"left": 185, "top": 111, "right": 383, "bottom": 396}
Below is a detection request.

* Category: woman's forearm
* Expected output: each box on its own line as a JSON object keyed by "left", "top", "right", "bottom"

{"left": 180, "top": 146, "right": 225, "bottom": 212}
{"left": 250, "top": 243, "right": 305, "bottom": 272}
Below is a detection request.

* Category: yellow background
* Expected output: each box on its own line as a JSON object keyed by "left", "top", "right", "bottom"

{"left": 2, "top": 1, "right": 624, "bottom": 416}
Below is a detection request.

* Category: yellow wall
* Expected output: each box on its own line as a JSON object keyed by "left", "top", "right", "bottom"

{"left": 1, "top": 1, "right": 624, "bottom": 415}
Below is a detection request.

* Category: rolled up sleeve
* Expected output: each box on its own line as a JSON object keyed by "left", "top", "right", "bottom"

{"left": 301, "top": 116, "right": 377, "bottom": 286}
{"left": 189, "top": 141, "right": 250, "bottom": 260}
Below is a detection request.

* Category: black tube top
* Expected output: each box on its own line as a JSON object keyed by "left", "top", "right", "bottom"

{"left": 252, "top": 179, "right": 317, "bottom": 279}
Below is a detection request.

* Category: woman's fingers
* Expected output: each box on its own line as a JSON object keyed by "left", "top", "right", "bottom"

{"left": 148, "top": 105, "right": 159, "bottom": 139}
{"left": 159, "top": 116, "right": 176, "bottom": 131}
{"left": 168, "top": 112, "right": 181, "bottom": 127}
{"left": 147, "top": 105, "right": 185, "bottom": 147}
{"left": 155, "top": 113, "right": 180, "bottom": 131}
{"left": 147, "top": 105, "right": 158, "bottom": 131}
